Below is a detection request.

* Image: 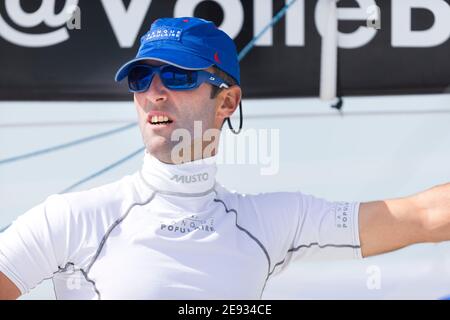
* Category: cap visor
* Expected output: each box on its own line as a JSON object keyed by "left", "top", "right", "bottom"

{"left": 115, "top": 48, "right": 214, "bottom": 82}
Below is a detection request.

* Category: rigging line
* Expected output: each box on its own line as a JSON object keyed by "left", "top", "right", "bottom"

{"left": 0, "top": 123, "right": 137, "bottom": 166}
{"left": 0, "top": 120, "right": 138, "bottom": 128}
{"left": 60, "top": 147, "right": 145, "bottom": 194}
{"left": 238, "top": 0, "right": 298, "bottom": 61}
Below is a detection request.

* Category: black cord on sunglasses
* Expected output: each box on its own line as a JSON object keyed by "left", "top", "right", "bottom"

{"left": 226, "top": 101, "right": 243, "bottom": 135}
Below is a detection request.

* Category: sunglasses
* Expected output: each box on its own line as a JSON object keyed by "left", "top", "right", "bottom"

{"left": 127, "top": 64, "right": 230, "bottom": 93}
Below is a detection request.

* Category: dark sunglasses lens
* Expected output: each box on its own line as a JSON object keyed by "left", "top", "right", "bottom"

{"left": 160, "top": 66, "right": 197, "bottom": 90}
{"left": 128, "top": 66, "right": 153, "bottom": 92}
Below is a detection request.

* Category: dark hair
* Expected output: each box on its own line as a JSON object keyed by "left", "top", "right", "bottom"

{"left": 210, "top": 67, "right": 238, "bottom": 99}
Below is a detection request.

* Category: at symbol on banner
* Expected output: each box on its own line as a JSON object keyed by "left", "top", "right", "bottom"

{"left": 0, "top": 0, "right": 80, "bottom": 47}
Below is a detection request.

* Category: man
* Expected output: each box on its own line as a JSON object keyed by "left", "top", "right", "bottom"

{"left": 0, "top": 17, "right": 449, "bottom": 300}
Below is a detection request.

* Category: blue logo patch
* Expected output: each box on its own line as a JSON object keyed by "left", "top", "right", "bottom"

{"left": 144, "top": 27, "right": 182, "bottom": 42}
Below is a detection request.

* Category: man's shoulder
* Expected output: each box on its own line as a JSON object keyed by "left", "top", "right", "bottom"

{"left": 214, "top": 183, "right": 304, "bottom": 214}
{"left": 216, "top": 184, "right": 302, "bottom": 204}
{"left": 48, "top": 173, "right": 140, "bottom": 218}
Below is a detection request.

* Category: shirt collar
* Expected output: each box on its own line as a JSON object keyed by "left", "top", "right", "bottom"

{"left": 140, "top": 150, "right": 217, "bottom": 195}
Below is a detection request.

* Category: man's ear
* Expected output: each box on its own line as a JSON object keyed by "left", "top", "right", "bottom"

{"left": 216, "top": 85, "right": 242, "bottom": 119}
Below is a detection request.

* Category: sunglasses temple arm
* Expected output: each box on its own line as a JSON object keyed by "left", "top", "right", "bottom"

{"left": 202, "top": 71, "right": 229, "bottom": 89}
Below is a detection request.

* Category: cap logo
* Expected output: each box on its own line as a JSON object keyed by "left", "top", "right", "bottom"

{"left": 145, "top": 26, "right": 182, "bottom": 42}
{"left": 214, "top": 52, "right": 221, "bottom": 64}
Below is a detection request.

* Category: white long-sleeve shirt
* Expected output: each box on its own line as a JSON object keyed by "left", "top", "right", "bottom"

{"left": 0, "top": 151, "right": 362, "bottom": 299}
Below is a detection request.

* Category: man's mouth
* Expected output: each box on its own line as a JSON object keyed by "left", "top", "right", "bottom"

{"left": 148, "top": 115, "right": 173, "bottom": 125}
{"left": 147, "top": 112, "right": 174, "bottom": 126}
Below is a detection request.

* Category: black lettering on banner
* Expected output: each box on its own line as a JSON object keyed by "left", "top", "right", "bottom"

{"left": 0, "top": 0, "right": 449, "bottom": 100}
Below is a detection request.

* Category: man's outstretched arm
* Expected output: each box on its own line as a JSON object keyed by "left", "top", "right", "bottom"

{"left": 359, "top": 182, "right": 450, "bottom": 257}
{"left": 0, "top": 271, "right": 20, "bottom": 300}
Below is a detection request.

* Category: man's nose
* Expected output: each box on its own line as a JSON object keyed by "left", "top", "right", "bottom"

{"left": 144, "top": 74, "right": 167, "bottom": 103}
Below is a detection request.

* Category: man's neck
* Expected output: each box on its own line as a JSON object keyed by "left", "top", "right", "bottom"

{"left": 150, "top": 139, "right": 219, "bottom": 165}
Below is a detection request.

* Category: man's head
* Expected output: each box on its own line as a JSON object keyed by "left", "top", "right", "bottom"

{"left": 115, "top": 17, "right": 241, "bottom": 164}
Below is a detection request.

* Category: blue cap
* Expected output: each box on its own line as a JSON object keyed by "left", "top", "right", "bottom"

{"left": 115, "top": 17, "right": 240, "bottom": 85}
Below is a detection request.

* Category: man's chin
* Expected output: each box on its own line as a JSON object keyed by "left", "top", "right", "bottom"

{"left": 145, "top": 137, "right": 176, "bottom": 160}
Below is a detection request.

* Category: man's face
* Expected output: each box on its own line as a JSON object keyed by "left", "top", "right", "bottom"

{"left": 134, "top": 60, "right": 234, "bottom": 164}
